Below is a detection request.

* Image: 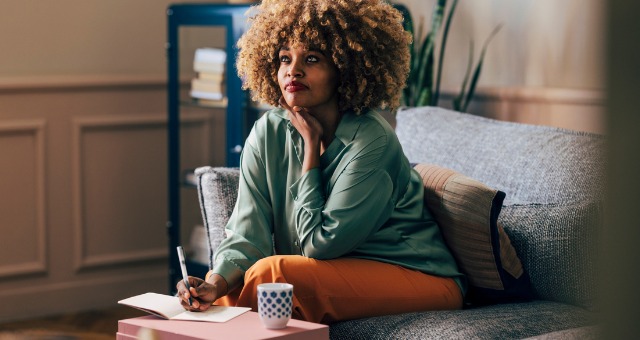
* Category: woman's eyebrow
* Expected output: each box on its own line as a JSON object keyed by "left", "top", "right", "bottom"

{"left": 278, "top": 46, "right": 323, "bottom": 53}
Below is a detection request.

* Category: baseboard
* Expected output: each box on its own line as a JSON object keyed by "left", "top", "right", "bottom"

{"left": 0, "top": 268, "right": 168, "bottom": 323}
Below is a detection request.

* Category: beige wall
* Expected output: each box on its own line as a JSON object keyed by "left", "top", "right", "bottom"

{"left": 396, "top": 0, "right": 606, "bottom": 133}
{"left": 0, "top": 0, "right": 606, "bottom": 322}
{"left": 397, "top": 0, "right": 605, "bottom": 89}
{"left": 0, "top": 0, "right": 223, "bottom": 76}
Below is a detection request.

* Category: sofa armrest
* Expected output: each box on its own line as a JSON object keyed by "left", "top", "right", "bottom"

{"left": 194, "top": 166, "right": 240, "bottom": 269}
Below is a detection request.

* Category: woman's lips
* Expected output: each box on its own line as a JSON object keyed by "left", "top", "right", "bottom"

{"left": 285, "top": 81, "right": 307, "bottom": 92}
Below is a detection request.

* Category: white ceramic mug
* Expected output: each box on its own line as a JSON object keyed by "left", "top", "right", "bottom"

{"left": 257, "top": 283, "right": 294, "bottom": 329}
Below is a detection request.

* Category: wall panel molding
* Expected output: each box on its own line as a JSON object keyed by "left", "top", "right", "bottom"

{"left": 0, "top": 74, "right": 192, "bottom": 93}
{"left": 71, "top": 113, "right": 210, "bottom": 271}
{"left": 0, "top": 74, "right": 163, "bottom": 92}
{"left": 0, "top": 119, "right": 47, "bottom": 278}
{"left": 440, "top": 87, "right": 606, "bottom": 133}
{"left": 472, "top": 86, "right": 605, "bottom": 105}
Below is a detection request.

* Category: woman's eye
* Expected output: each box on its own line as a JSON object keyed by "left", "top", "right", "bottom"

{"left": 306, "top": 55, "right": 319, "bottom": 63}
{"left": 279, "top": 55, "right": 290, "bottom": 63}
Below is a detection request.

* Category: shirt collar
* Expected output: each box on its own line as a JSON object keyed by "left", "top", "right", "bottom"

{"left": 334, "top": 110, "right": 361, "bottom": 144}
{"left": 272, "top": 107, "right": 288, "bottom": 119}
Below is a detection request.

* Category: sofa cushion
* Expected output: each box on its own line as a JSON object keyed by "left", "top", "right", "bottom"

{"left": 500, "top": 201, "right": 602, "bottom": 309}
{"left": 414, "top": 163, "right": 532, "bottom": 305}
{"left": 396, "top": 106, "right": 605, "bottom": 206}
{"left": 195, "top": 166, "right": 240, "bottom": 269}
{"left": 329, "top": 300, "right": 596, "bottom": 340}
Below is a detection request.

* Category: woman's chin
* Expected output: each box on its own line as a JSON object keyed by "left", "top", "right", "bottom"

{"left": 282, "top": 93, "right": 309, "bottom": 108}
{"left": 286, "top": 100, "right": 306, "bottom": 109}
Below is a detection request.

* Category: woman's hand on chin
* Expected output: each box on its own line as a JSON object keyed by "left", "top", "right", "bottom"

{"left": 280, "top": 97, "right": 323, "bottom": 144}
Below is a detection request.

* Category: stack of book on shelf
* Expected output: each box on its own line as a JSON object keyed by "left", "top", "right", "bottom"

{"left": 190, "top": 48, "right": 227, "bottom": 106}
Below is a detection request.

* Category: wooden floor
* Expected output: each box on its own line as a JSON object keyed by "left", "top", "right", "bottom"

{"left": 0, "top": 305, "right": 147, "bottom": 339}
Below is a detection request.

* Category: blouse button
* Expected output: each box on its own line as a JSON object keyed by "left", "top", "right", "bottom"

{"left": 294, "top": 241, "right": 299, "bottom": 247}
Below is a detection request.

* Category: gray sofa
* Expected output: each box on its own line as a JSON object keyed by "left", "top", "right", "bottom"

{"left": 195, "top": 106, "right": 603, "bottom": 339}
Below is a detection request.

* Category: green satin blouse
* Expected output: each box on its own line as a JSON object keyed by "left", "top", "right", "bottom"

{"left": 212, "top": 108, "right": 465, "bottom": 294}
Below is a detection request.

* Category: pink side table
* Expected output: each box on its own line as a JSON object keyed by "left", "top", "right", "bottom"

{"left": 117, "top": 311, "right": 329, "bottom": 340}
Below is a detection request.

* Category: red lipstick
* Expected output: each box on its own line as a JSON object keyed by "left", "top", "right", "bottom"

{"left": 285, "top": 81, "right": 307, "bottom": 92}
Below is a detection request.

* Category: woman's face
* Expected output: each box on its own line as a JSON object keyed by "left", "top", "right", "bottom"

{"left": 277, "top": 45, "right": 339, "bottom": 113}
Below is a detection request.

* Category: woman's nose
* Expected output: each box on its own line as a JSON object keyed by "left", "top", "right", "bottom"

{"left": 287, "top": 62, "right": 304, "bottom": 77}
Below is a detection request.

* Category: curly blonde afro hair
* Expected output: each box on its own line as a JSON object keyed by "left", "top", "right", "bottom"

{"left": 236, "top": 0, "right": 411, "bottom": 113}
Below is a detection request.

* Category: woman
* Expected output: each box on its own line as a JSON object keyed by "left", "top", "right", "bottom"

{"left": 177, "top": 0, "right": 465, "bottom": 324}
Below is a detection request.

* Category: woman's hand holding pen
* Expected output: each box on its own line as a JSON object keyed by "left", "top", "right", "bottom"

{"left": 176, "top": 274, "right": 227, "bottom": 312}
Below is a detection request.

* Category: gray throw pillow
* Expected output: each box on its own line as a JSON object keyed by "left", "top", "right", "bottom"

{"left": 499, "top": 200, "right": 603, "bottom": 309}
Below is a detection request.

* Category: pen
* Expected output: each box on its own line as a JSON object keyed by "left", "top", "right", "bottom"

{"left": 177, "top": 246, "right": 193, "bottom": 306}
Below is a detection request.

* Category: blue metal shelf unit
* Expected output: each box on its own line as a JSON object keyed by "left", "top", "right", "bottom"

{"left": 166, "top": 3, "right": 254, "bottom": 293}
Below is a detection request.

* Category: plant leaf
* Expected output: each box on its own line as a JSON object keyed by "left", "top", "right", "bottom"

{"left": 430, "top": 0, "right": 448, "bottom": 36}
{"left": 417, "top": 87, "right": 431, "bottom": 107}
{"left": 454, "top": 40, "right": 474, "bottom": 111}
{"left": 462, "top": 23, "right": 503, "bottom": 112}
{"left": 415, "top": 0, "right": 446, "bottom": 106}
{"left": 434, "top": 0, "right": 458, "bottom": 107}
{"left": 416, "top": 33, "right": 435, "bottom": 100}
{"left": 402, "top": 12, "right": 414, "bottom": 106}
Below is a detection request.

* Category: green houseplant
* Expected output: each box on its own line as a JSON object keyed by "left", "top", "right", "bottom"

{"left": 401, "top": 0, "right": 502, "bottom": 112}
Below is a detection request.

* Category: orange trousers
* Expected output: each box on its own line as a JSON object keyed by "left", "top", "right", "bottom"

{"left": 214, "top": 255, "right": 462, "bottom": 324}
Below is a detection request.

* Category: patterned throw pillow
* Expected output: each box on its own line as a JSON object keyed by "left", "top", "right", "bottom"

{"left": 413, "top": 163, "right": 533, "bottom": 304}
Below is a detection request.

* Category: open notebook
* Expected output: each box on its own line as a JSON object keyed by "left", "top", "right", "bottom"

{"left": 118, "top": 292, "right": 250, "bottom": 323}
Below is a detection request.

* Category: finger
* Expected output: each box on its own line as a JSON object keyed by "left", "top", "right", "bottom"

{"left": 189, "top": 286, "right": 199, "bottom": 298}
{"left": 176, "top": 280, "right": 185, "bottom": 293}
{"left": 188, "top": 276, "right": 203, "bottom": 286}
{"left": 198, "top": 303, "right": 211, "bottom": 312}
{"left": 191, "top": 298, "right": 200, "bottom": 309}
{"left": 184, "top": 303, "right": 201, "bottom": 312}
{"left": 176, "top": 289, "right": 191, "bottom": 307}
{"left": 279, "top": 97, "right": 293, "bottom": 112}
{"left": 179, "top": 294, "right": 199, "bottom": 311}
{"left": 176, "top": 281, "right": 190, "bottom": 302}
{"left": 193, "top": 282, "right": 217, "bottom": 304}
{"left": 289, "top": 107, "right": 309, "bottom": 123}
{"left": 293, "top": 107, "right": 309, "bottom": 123}
{"left": 288, "top": 110, "right": 301, "bottom": 126}
{"left": 179, "top": 297, "right": 192, "bottom": 309}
